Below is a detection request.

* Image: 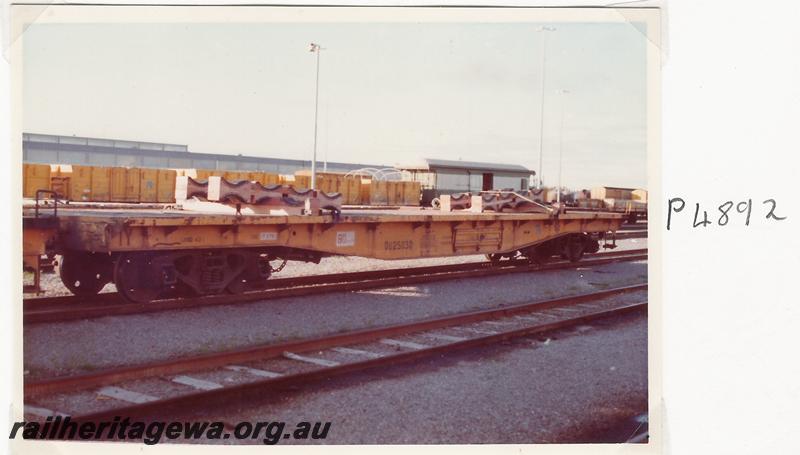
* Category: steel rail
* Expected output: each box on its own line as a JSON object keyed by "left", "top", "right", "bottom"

{"left": 63, "top": 303, "right": 647, "bottom": 422}
{"left": 23, "top": 250, "right": 648, "bottom": 324}
{"left": 26, "top": 289, "right": 647, "bottom": 422}
{"left": 617, "top": 223, "right": 648, "bottom": 231}
{"left": 614, "top": 231, "right": 647, "bottom": 240}
{"left": 26, "top": 283, "right": 646, "bottom": 396}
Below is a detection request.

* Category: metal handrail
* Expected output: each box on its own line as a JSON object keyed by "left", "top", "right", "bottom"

{"left": 34, "top": 190, "right": 59, "bottom": 218}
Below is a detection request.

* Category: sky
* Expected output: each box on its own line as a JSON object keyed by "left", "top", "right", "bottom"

{"left": 22, "top": 20, "right": 648, "bottom": 189}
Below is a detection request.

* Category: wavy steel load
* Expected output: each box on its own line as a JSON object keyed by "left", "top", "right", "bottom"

{"left": 175, "top": 176, "right": 342, "bottom": 215}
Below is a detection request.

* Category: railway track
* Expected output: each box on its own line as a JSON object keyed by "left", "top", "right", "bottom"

{"left": 615, "top": 230, "right": 647, "bottom": 240}
{"left": 23, "top": 249, "right": 648, "bottom": 324}
{"left": 24, "top": 283, "right": 647, "bottom": 424}
{"left": 618, "top": 222, "right": 648, "bottom": 231}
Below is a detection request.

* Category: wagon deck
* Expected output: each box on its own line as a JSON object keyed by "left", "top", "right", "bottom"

{"left": 24, "top": 205, "right": 623, "bottom": 256}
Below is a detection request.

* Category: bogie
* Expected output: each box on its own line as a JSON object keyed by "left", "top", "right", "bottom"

{"left": 516, "top": 233, "right": 599, "bottom": 265}
{"left": 111, "top": 249, "right": 273, "bottom": 303}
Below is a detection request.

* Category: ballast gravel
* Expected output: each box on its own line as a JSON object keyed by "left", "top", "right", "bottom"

{"left": 182, "top": 312, "right": 648, "bottom": 444}
{"left": 23, "top": 251, "right": 647, "bottom": 380}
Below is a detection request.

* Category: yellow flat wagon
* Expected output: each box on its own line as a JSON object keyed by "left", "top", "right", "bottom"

{"left": 23, "top": 206, "right": 623, "bottom": 302}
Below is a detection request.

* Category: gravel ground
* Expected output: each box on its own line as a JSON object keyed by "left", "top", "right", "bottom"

{"left": 23, "top": 236, "right": 649, "bottom": 445}
{"left": 24, "top": 238, "right": 646, "bottom": 297}
{"left": 23, "top": 250, "right": 647, "bottom": 380}
{"left": 178, "top": 312, "right": 648, "bottom": 445}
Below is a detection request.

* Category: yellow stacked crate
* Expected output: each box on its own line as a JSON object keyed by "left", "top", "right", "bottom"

{"left": 316, "top": 174, "right": 330, "bottom": 193}
{"left": 403, "top": 181, "right": 421, "bottom": 206}
{"left": 327, "top": 174, "right": 345, "bottom": 196}
{"left": 341, "top": 177, "right": 351, "bottom": 204}
{"left": 139, "top": 168, "right": 159, "bottom": 202}
{"left": 63, "top": 165, "right": 111, "bottom": 202}
{"left": 393, "top": 182, "right": 404, "bottom": 205}
{"left": 195, "top": 169, "right": 215, "bottom": 181}
{"left": 591, "top": 187, "right": 634, "bottom": 200}
{"left": 294, "top": 170, "right": 353, "bottom": 193}
{"left": 370, "top": 180, "right": 388, "bottom": 206}
{"left": 23, "top": 163, "right": 52, "bottom": 198}
{"left": 247, "top": 172, "right": 266, "bottom": 183}
{"left": 331, "top": 175, "right": 349, "bottom": 201}
{"left": 385, "top": 181, "right": 397, "bottom": 205}
{"left": 261, "top": 173, "right": 281, "bottom": 185}
{"left": 325, "top": 175, "right": 336, "bottom": 194}
{"left": 397, "top": 182, "right": 407, "bottom": 205}
{"left": 360, "top": 180, "right": 372, "bottom": 205}
{"left": 173, "top": 169, "right": 198, "bottom": 179}
{"left": 139, "top": 168, "right": 177, "bottom": 203}
{"left": 344, "top": 177, "right": 361, "bottom": 205}
{"left": 110, "top": 167, "right": 141, "bottom": 202}
{"left": 49, "top": 164, "right": 70, "bottom": 199}
{"left": 157, "top": 169, "right": 177, "bottom": 203}
{"left": 293, "top": 175, "right": 311, "bottom": 190}
{"left": 91, "top": 166, "right": 112, "bottom": 202}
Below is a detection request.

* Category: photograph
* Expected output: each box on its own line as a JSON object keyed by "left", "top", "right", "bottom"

{"left": 12, "top": 5, "right": 659, "bottom": 448}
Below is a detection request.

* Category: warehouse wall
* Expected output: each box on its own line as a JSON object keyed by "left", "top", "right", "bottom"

{"left": 22, "top": 133, "right": 376, "bottom": 175}
{"left": 432, "top": 169, "right": 530, "bottom": 193}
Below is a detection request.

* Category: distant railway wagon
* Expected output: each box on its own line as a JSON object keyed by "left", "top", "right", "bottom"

{"left": 23, "top": 200, "right": 624, "bottom": 303}
{"left": 566, "top": 186, "right": 648, "bottom": 223}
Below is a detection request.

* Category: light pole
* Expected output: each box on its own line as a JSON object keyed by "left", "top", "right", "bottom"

{"left": 309, "top": 42, "right": 324, "bottom": 190}
{"left": 556, "top": 89, "right": 570, "bottom": 205}
{"left": 536, "top": 26, "right": 556, "bottom": 189}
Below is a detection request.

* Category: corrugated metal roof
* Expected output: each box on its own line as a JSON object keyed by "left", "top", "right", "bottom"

{"left": 397, "top": 158, "right": 534, "bottom": 174}
{"left": 595, "top": 186, "right": 637, "bottom": 191}
{"left": 23, "top": 132, "right": 379, "bottom": 171}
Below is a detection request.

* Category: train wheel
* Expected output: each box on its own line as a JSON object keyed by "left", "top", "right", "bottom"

{"left": 113, "top": 253, "right": 169, "bottom": 303}
{"left": 584, "top": 237, "right": 601, "bottom": 254}
{"left": 58, "top": 252, "right": 113, "bottom": 296}
{"left": 226, "top": 253, "right": 280, "bottom": 294}
{"left": 528, "top": 246, "right": 552, "bottom": 266}
{"left": 563, "top": 235, "right": 586, "bottom": 263}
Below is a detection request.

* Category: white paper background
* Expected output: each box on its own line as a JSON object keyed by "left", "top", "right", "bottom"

{"left": 663, "top": 1, "right": 799, "bottom": 453}
{"left": 2, "top": 1, "right": 799, "bottom": 453}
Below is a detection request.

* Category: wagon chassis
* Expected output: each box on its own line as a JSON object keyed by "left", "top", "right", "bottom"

{"left": 23, "top": 203, "right": 624, "bottom": 303}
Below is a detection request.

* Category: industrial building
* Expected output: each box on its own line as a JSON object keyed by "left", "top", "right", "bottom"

{"left": 396, "top": 158, "right": 536, "bottom": 206}
{"left": 22, "top": 133, "right": 378, "bottom": 175}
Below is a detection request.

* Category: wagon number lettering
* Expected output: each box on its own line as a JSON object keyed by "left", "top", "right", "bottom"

{"left": 385, "top": 240, "right": 413, "bottom": 251}
{"left": 259, "top": 232, "right": 278, "bottom": 241}
{"left": 336, "top": 231, "right": 356, "bottom": 247}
